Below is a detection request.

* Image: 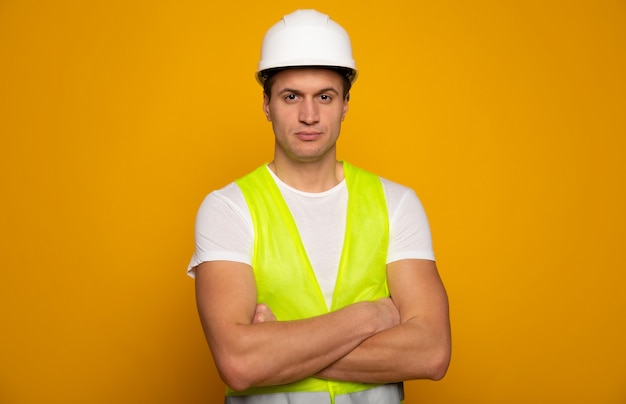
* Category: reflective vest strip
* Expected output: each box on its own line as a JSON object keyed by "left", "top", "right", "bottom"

{"left": 225, "top": 382, "right": 404, "bottom": 404}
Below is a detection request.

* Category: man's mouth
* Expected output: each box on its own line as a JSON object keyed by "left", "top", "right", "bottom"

{"left": 295, "top": 131, "right": 322, "bottom": 141}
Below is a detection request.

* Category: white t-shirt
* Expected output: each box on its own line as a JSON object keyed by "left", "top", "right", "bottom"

{"left": 188, "top": 165, "right": 435, "bottom": 309}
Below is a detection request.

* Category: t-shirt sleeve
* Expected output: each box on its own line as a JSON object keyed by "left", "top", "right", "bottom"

{"left": 383, "top": 179, "right": 436, "bottom": 264}
{"left": 187, "top": 183, "right": 253, "bottom": 278}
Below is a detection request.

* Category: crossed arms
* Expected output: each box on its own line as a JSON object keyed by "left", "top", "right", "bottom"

{"left": 195, "top": 258, "right": 451, "bottom": 392}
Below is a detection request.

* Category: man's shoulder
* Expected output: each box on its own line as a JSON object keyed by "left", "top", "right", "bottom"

{"left": 201, "top": 181, "right": 247, "bottom": 212}
{"left": 344, "top": 162, "right": 416, "bottom": 203}
{"left": 379, "top": 176, "right": 413, "bottom": 195}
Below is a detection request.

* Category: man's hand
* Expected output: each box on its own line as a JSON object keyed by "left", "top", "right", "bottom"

{"left": 252, "top": 303, "right": 277, "bottom": 323}
{"left": 375, "top": 297, "right": 401, "bottom": 330}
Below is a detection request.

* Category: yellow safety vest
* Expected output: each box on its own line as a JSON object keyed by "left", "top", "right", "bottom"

{"left": 231, "top": 161, "right": 403, "bottom": 404}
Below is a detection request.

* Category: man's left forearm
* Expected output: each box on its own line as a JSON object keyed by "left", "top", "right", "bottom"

{"left": 316, "top": 318, "right": 450, "bottom": 383}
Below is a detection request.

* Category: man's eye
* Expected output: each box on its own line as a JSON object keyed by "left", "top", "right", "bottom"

{"left": 319, "top": 94, "right": 332, "bottom": 102}
{"left": 285, "top": 94, "right": 297, "bottom": 101}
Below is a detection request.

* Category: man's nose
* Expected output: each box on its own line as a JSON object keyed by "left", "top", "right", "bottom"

{"left": 299, "top": 98, "right": 320, "bottom": 124}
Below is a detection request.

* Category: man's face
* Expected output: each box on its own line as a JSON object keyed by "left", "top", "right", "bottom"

{"left": 263, "top": 68, "right": 349, "bottom": 164}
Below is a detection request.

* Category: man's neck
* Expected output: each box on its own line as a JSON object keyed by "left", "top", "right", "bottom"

{"left": 269, "top": 158, "right": 344, "bottom": 193}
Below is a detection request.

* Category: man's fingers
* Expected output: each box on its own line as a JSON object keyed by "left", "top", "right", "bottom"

{"left": 376, "top": 297, "right": 401, "bottom": 328}
{"left": 252, "top": 303, "right": 277, "bottom": 323}
{"left": 253, "top": 312, "right": 266, "bottom": 323}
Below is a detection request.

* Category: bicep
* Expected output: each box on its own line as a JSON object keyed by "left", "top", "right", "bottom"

{"left": 387, "top": 259, "right": 449, "bottom": 327}
{"left": 195, "top": 261, "right": 257, "bottom": 350}
{"left": 386, "top": 259, "right": 451, "bottom": 380}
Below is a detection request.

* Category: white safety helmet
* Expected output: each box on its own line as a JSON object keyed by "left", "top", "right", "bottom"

{"left": 256, "top": 9, "right": 358, "bottom": 86}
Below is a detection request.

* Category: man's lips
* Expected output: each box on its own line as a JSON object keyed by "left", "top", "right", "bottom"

{"left": 295, "top": 131, "right": 322, "bottom": 141}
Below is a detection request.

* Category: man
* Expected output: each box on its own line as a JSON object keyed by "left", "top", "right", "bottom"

{"left": 188, "top": 9, "right": 451, "bottom": 403}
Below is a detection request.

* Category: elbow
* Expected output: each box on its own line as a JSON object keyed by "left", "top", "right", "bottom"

{"left": 222, "top": 374, "right": 252, "bottom": 393}
{"left": 405, "top": 341, "right": 451, "bottom": 381}
{"left": 425, "top": 344, "right": 451, "bottom": 381}
{"left": 216, "top": 357, "right": 257, "bottom": 392}
{"left": 427, "top": 357, "right": 449, "bottom": 381}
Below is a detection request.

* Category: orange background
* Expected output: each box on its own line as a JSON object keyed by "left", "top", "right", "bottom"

{"left": 1, "top": 1, "right": 625, "bottom": 403}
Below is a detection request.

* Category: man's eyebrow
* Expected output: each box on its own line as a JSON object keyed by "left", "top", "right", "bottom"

{"left": 277, "top": 88, "right": 303, "bottom": 96}
{"left": 317, "top": 87, "right": 340, "bottom": 95}
{"left": 277, "top": 87, "right": 340, "bottom": 96}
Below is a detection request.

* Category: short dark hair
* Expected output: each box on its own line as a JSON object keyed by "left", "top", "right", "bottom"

{"left": 262, "top": 67, "right": 353, "bottom": 101}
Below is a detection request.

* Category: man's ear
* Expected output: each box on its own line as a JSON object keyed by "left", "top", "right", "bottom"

{"left": 263, "top": 93, "right": 271, "bottom": 121}
{"left": 342, "top": 97, "right": 349, "bottom": 121}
